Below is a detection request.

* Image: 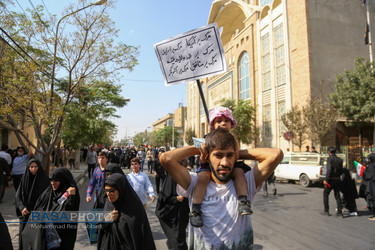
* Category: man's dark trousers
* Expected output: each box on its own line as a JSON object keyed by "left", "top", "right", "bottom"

{"left": 323, "top": 179, "right": 343, "bottom": 213}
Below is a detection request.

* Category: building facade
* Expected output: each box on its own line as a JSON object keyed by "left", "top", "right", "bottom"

{"left": 186, "top": 0, "right": 374, "bottom": 152}
{"left": 152, "top": 104, "right": 186, "bottom": 148}
{"left": 152, "top": 113, "right": 174, "bottom": 131}
{"left": 0, "top": 121, "right": 37, "bottom": 150}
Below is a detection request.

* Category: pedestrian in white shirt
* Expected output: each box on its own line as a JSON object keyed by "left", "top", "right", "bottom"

{"left": 127, "top": 158, "right": 155, "bottom": 209}
{"left": 0, "top": 144, "right": 12, "bottom": 166}
{"left": 160, "top": 128, "right": 283, "bottom": 249}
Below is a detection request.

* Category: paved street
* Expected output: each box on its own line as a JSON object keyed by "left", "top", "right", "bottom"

{"left": 1, "top": 164, "right": 374, "bottom": 250}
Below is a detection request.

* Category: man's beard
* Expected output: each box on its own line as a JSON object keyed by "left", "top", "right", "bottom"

{"left": 209, "top": 163, "right": 233, "bottom": 183}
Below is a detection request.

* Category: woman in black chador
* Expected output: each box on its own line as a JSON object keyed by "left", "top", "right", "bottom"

{"left": 364, "top": 153, "right": 375, "bottom": 220}
{"left": 340, "top": 167, "right": 358, "bottom": 216}
{"left": 16, "top": 159, "right": 50, "bottom": 249}
{"left": 155, "top": 171, "right": 189, "bottom": 250}
{"left": 94, "top": 163, "right": 124, "bottom": 209}
{"left": 22, "top": 167, "right": 80, "bottom": 250}
{"left": 97, "top": 173, "right": 156, "bottom": 250}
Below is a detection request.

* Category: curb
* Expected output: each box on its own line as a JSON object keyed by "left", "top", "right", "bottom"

{"left": 74, "top": 168, "right": 88, "bottom": 183}
{"left": 74, "top": 168, "right": 88, "bottom": 190}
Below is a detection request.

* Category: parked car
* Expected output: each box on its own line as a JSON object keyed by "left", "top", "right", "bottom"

{"left": 274, "top": 152, "right": 346, "bottom": 187}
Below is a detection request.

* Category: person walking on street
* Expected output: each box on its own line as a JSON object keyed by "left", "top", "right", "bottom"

{"left": 190, "top": 106, "right": 252, "bottom": 228}
{"left": 160, "top": 128, "right": 283, "bottom": 249}
{"left": 321, "top": 146, "right": 343, "bottom": 217}
{"left": 263, "top": 171, "right": 277, "bottom": 196}
{"left": 153, "top": 147, "right": 159, "bottom": 160}
{"left": 15, "top": 159, "right": 49, "bottom": 249}
{"left": 0, "top": 211, "right": 13, "bottom": 250}
{"left": 22, "top": 168, "right": 80, "bottom": 250}
{"left": 127, "top": 158, "right": 155, "bottom": 208}
{"left": 154, "top": 151, "right": 167, "bottom": 196}
{"left": 93, "top": 163, "right": 125, "bottom": 209}
{"left": 129, "top": 147, "right": 137, "bottom": 169}
{"left": 86, "top": 146, "right": 97, "bottom": 179}
{"left": 340, "top": 167, "right": 358, "bottom": 216}
{"left": 0, "top": 144, "right": 12, "bottom": 199}
{"left": 12, "top": 146, "right": 33, "bottom": 191}
{"left": 0, "top": 144, "right": 12, "bottom": 167}
{"left": 82, "top": 146, "right": 88, "bottom": 163}
{"left": 86, "top": 151, "right": 108, "bottom": 203}
{"left": 147, "top": 147, "right": 155, "bottom": 173}
{"left": 155, "top": 159, "right": 189, "bottom": 250}
{"left": 364, "top": 153, "right": 375, "bottom": 220}
{"left": 137, "top": 147, "right": 146, "bottom": 172}
{"left": 64, "top": 147, "right": 71, "bottom": 168}
{"left": 97, "top": 173, "right": 156, "bottom": 250}
{"left": 69, "top": 148, "right": 76, "bottom": 170}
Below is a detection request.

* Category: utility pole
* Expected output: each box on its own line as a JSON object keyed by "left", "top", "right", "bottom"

{"left": 366, "top": 0, "right": 373, "bottom": 64}
{"left": 366, "top": 0, "right": 375, "bottom": 145}
{"left": 172, "top": 118, "right": 175, "bottom": 148}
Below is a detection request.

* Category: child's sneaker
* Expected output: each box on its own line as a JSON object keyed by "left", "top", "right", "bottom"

{"left": 238, "top": 199, "right": 253, "bottom": 215}
{"left": 189, "top": 209, "right": 203, "bottom": 227}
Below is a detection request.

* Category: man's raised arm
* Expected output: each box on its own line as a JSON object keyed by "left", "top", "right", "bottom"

{"left": 160, "top": 146, "right": 200, "bottom": 190}
{"left": 239, "top": 148, "right": 283, "bottom": 188}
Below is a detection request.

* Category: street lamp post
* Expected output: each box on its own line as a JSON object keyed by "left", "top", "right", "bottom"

{"left": 50, "top": 0, "right": 107, "bottom": 109}
{"left": 365, "top": 0, "right": 375, "bottom": 146}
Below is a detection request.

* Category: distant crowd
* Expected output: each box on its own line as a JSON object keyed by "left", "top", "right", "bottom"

{"left": 0, "top": 106, "right": 374, "bottom": 250}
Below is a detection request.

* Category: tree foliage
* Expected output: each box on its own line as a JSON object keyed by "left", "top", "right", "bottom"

{"left": 0, "top": 0, "right": 139, "bottom": 171}
{"left": 303, "top": 99, "right": 336, "bottom": 148}
{"left": 185, "top": 127, "right": 196, "bottom": 146}
{"left": 60, "top": 80, "right": 127, "bottom": 149}
{"left": 221, "top": 98, "right": 258, "bottom": 145}
{"left": 153, "top": 127, "right": 180, "bottom": 147}
{"left": 281, "top": 106, "right": 307, "bottom": 151}
{"left": 133, "top": 132, "right": 146, "bottom": 148}
{"left": 330, "top": 57, "right": 375, "bottom": 129}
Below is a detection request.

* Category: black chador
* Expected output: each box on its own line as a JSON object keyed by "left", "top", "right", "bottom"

{"left": 22, "top": 167, "right": 80, "bottom": 250}
{"left": 0, "top": 211, "right": 13, "bottom": 250}
{"left": 94, "top": 163, "right": 124, "bottom": 209}
{"left": 155, "top": 173, "right": 189, "bottom": 250}
{"left": 97, "top": 173, "right": 156, "bottom": 250}
{"left": 15, "top": 159, "right": 50, "bottom": 250}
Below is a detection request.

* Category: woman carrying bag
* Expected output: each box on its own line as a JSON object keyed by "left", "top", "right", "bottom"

{"left": 22, "top": 168, "right": 80, "bottom": 250}
{"left": 16, "top": 159, "right": 50, "bottom": 249}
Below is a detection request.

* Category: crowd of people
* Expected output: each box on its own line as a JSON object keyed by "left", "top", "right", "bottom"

{"left": 1, "top": 106, "right": 375, "bottom": 250}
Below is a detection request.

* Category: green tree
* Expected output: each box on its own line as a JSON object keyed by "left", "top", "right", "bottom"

{"left": 281, "top": 106, "right": 308, "bottom": 151}
{"left": 330, "top": 57, "right": 375, "bottom": 142}
{"left": 60, "top": 80, "right": 127, "bottom": 149}
{"left": 133, "top": 132, "right": 146, "bottom": 148}
{"left": 303, "top": 99, "right": 336, "bottom": 149}
{"left": 185, "top": 127, "right": 196, "bottom": 146}
{"left": 0, "top": 1, "right": 138, "bottom": 172}
{"left": 221, "top": 99, "right": 258, "bottom": 145}
{"left": 153, "top": 127, "right": 180, "bottom": 147}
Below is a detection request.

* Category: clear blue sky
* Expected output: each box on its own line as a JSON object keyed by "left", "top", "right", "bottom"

{"left": 9, "top": 0, "right": 214, "bottom": 140}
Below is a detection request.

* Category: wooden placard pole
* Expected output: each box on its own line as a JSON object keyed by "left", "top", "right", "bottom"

{"left": 196, "top": 79, "right": 209, "bottom": 123}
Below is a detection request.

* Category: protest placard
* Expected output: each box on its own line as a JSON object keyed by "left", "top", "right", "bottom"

{"left": 154, "top": 22, "right": 227, "bottom": 86}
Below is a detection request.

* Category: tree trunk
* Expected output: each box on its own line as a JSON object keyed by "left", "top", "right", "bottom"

{"left": 42, "top": 149, "right": 53, "bottom": 175}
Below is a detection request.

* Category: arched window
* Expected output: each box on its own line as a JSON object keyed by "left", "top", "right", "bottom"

{"left": 239, "top": 52, "right": 250, "bottom": 100}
